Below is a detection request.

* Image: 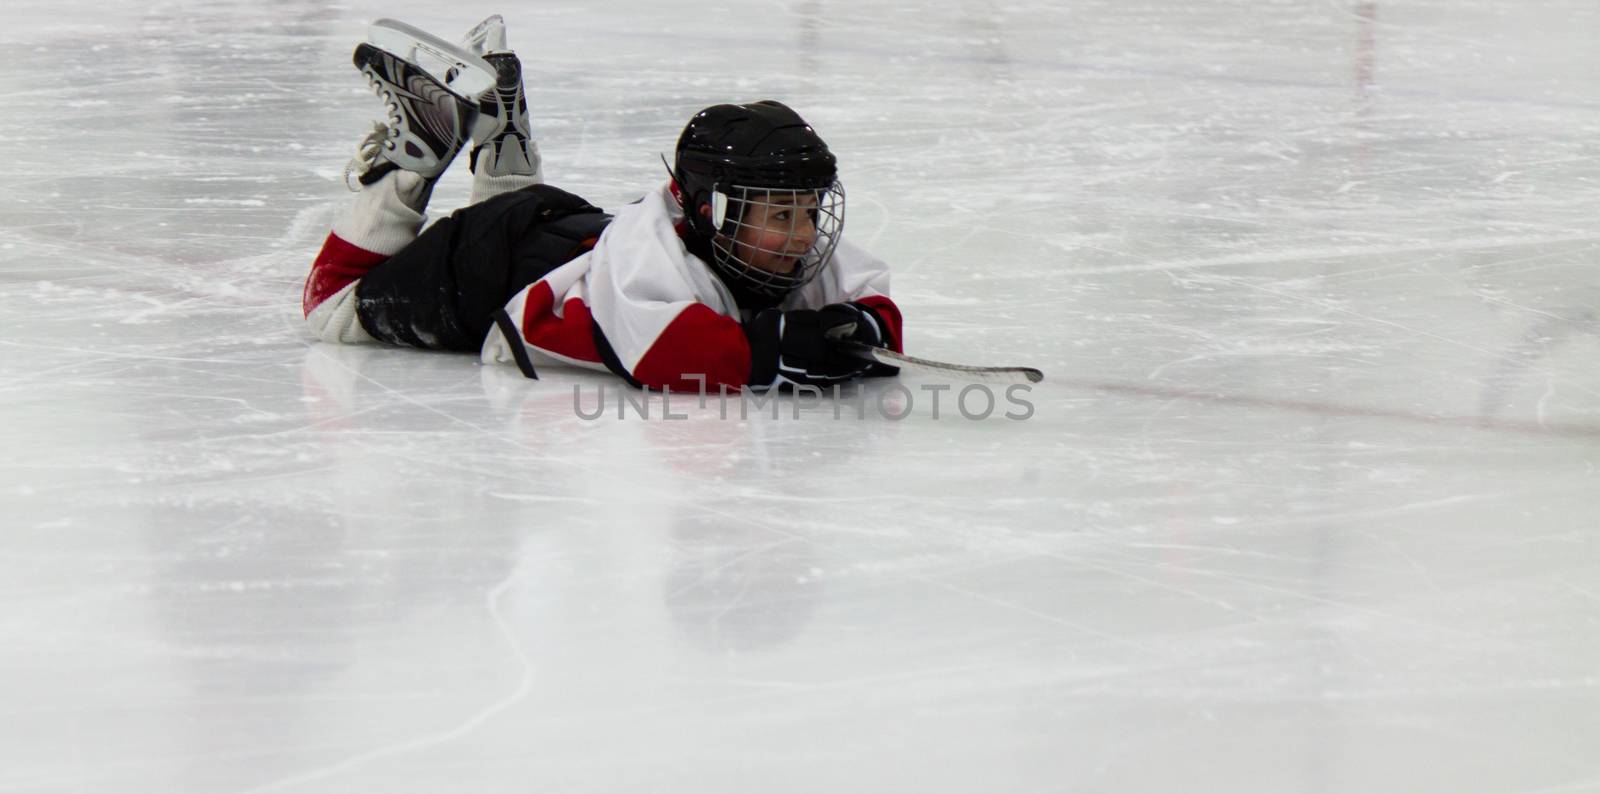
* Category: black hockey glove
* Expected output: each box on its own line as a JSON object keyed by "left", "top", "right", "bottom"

{"left": 825, "top": 302, "right": 901, "bottom": 378}
{"left": 746, "top": 303, "right": 884, "bottom": 388}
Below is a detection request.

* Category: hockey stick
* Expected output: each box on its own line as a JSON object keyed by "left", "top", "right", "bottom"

{"left": 835, "top": 341, "right": 1044, "bottom": 385}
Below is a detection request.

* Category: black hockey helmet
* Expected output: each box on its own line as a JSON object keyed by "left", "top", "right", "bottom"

{"left": 673, "top": 101, "right": 845, "bottom": 298}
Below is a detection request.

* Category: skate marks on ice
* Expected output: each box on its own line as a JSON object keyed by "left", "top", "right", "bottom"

{"left": 5, "top": 0, "right": 1600, "bottom": 791}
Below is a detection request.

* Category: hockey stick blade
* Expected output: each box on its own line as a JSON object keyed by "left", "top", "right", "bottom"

{"left": 836, "top": 341, "right": 1044, "bottom": 385}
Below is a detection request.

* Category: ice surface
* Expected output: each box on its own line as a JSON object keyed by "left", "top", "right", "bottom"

{"left": 2, "top": 0, "right": 1598, "bottom": 792}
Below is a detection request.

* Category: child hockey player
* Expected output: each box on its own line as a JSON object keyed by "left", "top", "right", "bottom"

{"left": 302, "top": 16, "right": 903, "bottom": 393}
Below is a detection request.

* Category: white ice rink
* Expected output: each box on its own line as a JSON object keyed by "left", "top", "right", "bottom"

{"left": 3, "top": 0, "right": 1599, "bottom": 791}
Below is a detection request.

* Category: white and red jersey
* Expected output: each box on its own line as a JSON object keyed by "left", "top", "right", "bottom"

{"left": 480, "top": 180, "right": 903, "bottom": 391}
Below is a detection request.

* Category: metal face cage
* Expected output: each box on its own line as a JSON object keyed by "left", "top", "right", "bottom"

{"left": 707, "top": 181, "right": 845, "bottom": 299}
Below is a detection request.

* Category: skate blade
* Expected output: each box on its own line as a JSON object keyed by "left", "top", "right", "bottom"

{"left": 460, "top": 14, "right": 507, "bottom": 55}
{"left": 368, "top": 18, "right": 496, "bottom": 99}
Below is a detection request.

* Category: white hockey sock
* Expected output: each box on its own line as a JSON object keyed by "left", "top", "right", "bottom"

{"left": 469, "top": 141, "right": 544, "bottom": 205}
{"left": 332, "top": 170, "right": 433, "bottom": 255}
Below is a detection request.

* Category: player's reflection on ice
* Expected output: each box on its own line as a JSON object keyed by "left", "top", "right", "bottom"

{"left": 484, "top": 358, "right": 900, "bottom": 655}
{"left": 302, "top": 344, "right": 863, "bottom": 656}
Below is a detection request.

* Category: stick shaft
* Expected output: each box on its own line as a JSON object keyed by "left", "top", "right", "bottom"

{"left": 836, "top": 342, "right": 1044, "bottom": 385}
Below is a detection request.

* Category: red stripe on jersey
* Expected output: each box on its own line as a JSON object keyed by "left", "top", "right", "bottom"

{"left": 520, "top": 281, "right": 601, "bottom": 363}
{"left": 631, "top": 303, "right": 751, "bottom": 392}
{"left": 855, "top": 295, "right": 905, "bottom": 353}
{"left": 304, "top": 233, "right": 388, "bottom": 316}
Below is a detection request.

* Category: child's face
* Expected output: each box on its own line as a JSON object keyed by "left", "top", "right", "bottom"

{"left": 727, "top": 192, "right": 820, "bottom": 274}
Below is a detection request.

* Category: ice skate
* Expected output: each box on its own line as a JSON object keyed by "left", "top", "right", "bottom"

{"left": 459, "top": 16, "right": 539, "bottom": 179}
{"left": 343, "top": 42, "right": 476, "bottom": 190}
{"left": 468, "top": 52, "right": 538, "bottom": 177}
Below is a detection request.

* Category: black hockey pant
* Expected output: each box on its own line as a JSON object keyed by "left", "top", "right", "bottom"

{"left": 355, "top": 184, "right": 613, "bottom": 351}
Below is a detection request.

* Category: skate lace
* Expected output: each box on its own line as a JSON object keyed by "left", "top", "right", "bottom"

{"left": 342, "top": 75, "right": 405, "bottom": 192}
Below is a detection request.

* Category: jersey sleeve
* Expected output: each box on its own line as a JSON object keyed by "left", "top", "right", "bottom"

{"left": 583, "top": 194, "right": 754, "bottom": 392}
{"left": 612, "top": 302, "right": 753, "bottom": 392}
